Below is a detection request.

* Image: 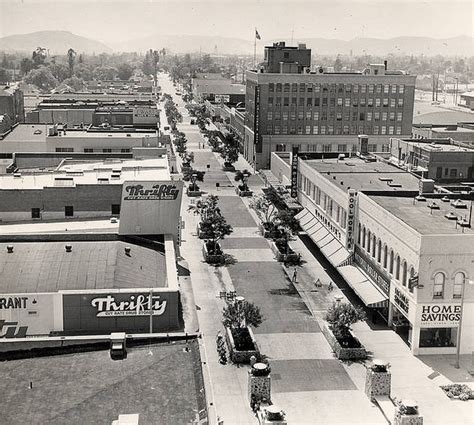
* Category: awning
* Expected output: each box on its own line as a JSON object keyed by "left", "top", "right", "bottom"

{"left": 337, "top": 265, "right": 389, "bottom": 308}
{"left": 296, "top": 209, "right": 351, "bottom": 267}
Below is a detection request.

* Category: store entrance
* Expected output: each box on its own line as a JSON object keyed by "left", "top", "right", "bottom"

{"left": 391, "top": 307, "right": 412, "bottom": 347}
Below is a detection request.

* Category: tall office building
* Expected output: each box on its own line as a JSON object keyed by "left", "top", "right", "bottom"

{"left": 244, "top": 42, "right": 416, "bottom": 169}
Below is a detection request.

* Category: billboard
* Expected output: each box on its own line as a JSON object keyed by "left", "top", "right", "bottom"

{"left": 62, "top": 290, "right": 181, "bottom": 334}
{"left": 119, "top": 181, "right": 183, "bottom": 239}
{"left": 0, "top": 293, "right": 63, "bottom": 338}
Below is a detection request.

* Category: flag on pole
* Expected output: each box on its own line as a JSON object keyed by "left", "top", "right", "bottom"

{"left": 255, "top": 29, "right": 261, "bottom": 40}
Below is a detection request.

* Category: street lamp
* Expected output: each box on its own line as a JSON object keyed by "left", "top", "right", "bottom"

{"left": 190, "top": 172, "right": 198, "bottom": 191}
{"left": 235, "top": 296, "right": 246, "bottom": 328}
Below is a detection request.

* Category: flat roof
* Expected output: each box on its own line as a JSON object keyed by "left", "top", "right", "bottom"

{"left": 399, "top": 140, "right": 474, "bottom": 152}
{"left": 433, "top": 127, "right": 474, "bottom": 134}
{"left": 0, "top": 158, "right": 170, "bottom": 189}
{"left": 304, "top": 157, "right": 420, "bottom": 193}
{"left": 369, "top": 195, "right": 474, "bottom": 235}
{"left": 413, "top": 111, "right": 474, "bottom": 125}
{"left": 195, "top": 82, "right": 246, "bottom": 95}
{"left": 49, "top": 130, "right": 156, "bottom": 139}
{"left": 1, "top": 124, "right": 48, "bottom": 143}
{"left": 0, "top": 240, "right": 167, "bottom": 293}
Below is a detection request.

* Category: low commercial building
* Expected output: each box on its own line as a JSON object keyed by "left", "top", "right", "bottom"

{"left": 459, "top": 93, "right": 474, "bottom": 111}
{"left": 389, "top": 138, "right": 474, "bottom": 182}
{"left": 192, "top": 78, "right": 245, "bottom": 105}
{"left": 412, "top": 122, "right": 474, "bottom": 145}
{"left": 271, "top": 150, "right": 474, "bottom": 355}
{"left": 0, "top": 124, "right": 159, "bottom": 154}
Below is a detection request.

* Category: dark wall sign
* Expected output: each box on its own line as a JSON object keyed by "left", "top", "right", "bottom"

{"left": 62, "top": 291, "right": 181, "bottom": 334}
{"left": 354, "top": 245, "right": 390, "bottom": 295}
{"left": 291, "top": 146, "right": 299, "bottom": 198}
{"left": 394, "top": 287, "right": 409, "bottom": 317}
{"left": 254, "top": 84, "right": 261, "bottom": 153}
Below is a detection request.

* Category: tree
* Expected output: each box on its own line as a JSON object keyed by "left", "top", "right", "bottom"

{"left": 59, "top": 76, "right": 86, "bottom": 91}
{"left": 182, "top": 152, "right": 194, "bottom": 167}
{"left": 200, "top": 213, "right": 233, "bottom": 253}
{"left": 93, "top": 65, "right": 118, "bottom": 81}
{"left": 20, "top": 58, "right": 34, "bottom": 76}
{"left": 325, "top": 302, "right": 366, "bottom": 340}
{"left": 32, "top": 47, "right": 47, "bottom": 68}
{"left": 249, "top": 194, "right": 277, "bottom": 224}
{"left": 0, "top": 68, "right": 9, "bottom": 84}
{"left": 182, "top": 167, "right": 205, "bottom": 183}
{"left": 24, "top": 66, "right": 58, "bottom": 91}
{"left": 117, "top": 63, "right": 134, "bottom": 80}
{"left": 234, "top": 169, "right": 251, "bottom": 191}
{"left": 74, "top": 63, "right": 92, "bottom": 81}
{"left": 67, "top": 48, "right": 76, "bottom": 77}
{"left": 334, "top": 55, "right": 343, "bottom": 72}
{"left": 78, "top": 54, "right": 84, "bottom": 64}
{"left": 222, "top": 300, "right": 263, "bottom": 329}
{"left": 49, "top": 63, "right": 69, "bottom": 82}
{"left": 220, "top": 133, "right": 240, "bottom": 165}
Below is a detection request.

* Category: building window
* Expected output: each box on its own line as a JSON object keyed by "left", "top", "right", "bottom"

{"left": 402, "top": 261, "right": 408, "bottom": 286}
{"left": 399, "top": 85, "right": 405, "bottom": 94}
{"left": 306, "top": 111, "right": 312, "bottom": 120}
{"left": 395, "top": 255, "right": 400, "bottom": 279}
{"left": 367, "top": 112, "right": 372, "bottom": 121}
{"left": 397, "top": 112, "right": 402, "bottom": 121}
{"left": 372, "top": 235, "right": 376, "bottom": 257}
{"left": 276, "top": 83, "right": 282, "bottom": 92}
{"left": 360, "top": 112, "right": 365, "bottom": 121}
{"left": 383, "top": 85, "right": 389, "bottom": 94}
{"left": 121, "top": 148, "right": 130, "bottom": 153}
{"left": 298, "top": 111, "right": 304, "bottom": 119}
{"left": 275, "top": 144, "right": 286, "bottom": 151}
{"left": 337, "top": 144, "right": 347, "bottom": 152}
{"left": 377, "top": 240, "right": 382, "bottom": 263}
{"left": 323, "top": 144, "right": 331, "bottom": 152}
{"left": 337, "top": 98, "right": 343, "bottom": 106}
{"left": 267, "top": 112, "right": 273, "bottom": 120}
{"left": 389, "top": 112, "right": 395, "bottom": 121}
{"left": 383, "top": 98, "right": 389, "bottom": 107}
{"left": 290, "top": 111, "right": 296, "bottom": 120}
{"left": 84, "top": 148, "right": 94, "bottom": 153}
{"left": 31, "top": 208, "right": 40, "bottom": 219}
{"left": 344, "top": 98, "right": 350, "bottom": 107}
{"left": 419, "top": 328, "right": 457, "bottom": 348}
{"left": 367, "top": 230, "right": 371, "bottom": 252}
{"left": 328, "top": 125, "right": 334, "bottom": 135}
{"left": 383, "top": 245, "right": 388, "bottom": 268}
{"left": 268, "top": 97, "right": 274, "bottom": 105}
{"left": 313, "top": 125, "right": 319, "bottom": 134}
{"left": 320, "top": 126, "right": 326, "bottom": 134}
{"left": 305, "top": 125, "right": 311, "bottom": 134}
{"left": 111, "top": 204, "right": 121, "bottom": 215}
{"left": 398, "top": 98, "right": 404, "bottom": 107}
{"left": 389, "top": 126, "right": 394, "bottom": 135}
{"left": 450, "top": 169, "right": 458, "bottom": 177}
{"left": 56, "top": 147, "right": 74, "bottom": 152}
{"left": 284, "top": 83, "right": 290, "bottom": 93}
{"left": 375, "top": 98, "right": 381, "bottom": 107}
{"left": 396, "top": 127, "right": 402, "bottom": 135}
{"left": 274, "top": 125, "right": 281, "bottom": 134}
{"left": 269, "top": 83, "right": 275, "bottom": 92}
{"left": 282, "top": 111, "right": 288, "bottom": 121}
{"left": 389, "top": 250, "right": 394, "bottom": 273}
{"left": 453, "top": 272, "right": 465, "bottom": 298}
{"left": 368, "top": 98, "right": 374, "bottom": 107}
{"left": 362, "top": 227, "right": 366, "bottom": 248}
{"left": 390, "top": 98, "right": 396, "bottom": 108}
{"left": 103, "top": 149, "right": 112, "bottom": 153}
{"left": 433, "top": 272, "right": 445, "bottom": 298}
{"left": 65, "top": 206, "right": 74, "bottom": 217}
{"left": 381, "top": 126, "right": 387, "bottom": 135}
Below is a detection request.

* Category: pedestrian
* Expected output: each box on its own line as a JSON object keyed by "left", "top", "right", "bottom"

{"left": 328, "top": 281, "right": 333, "bottom": 292}
{"left": 292, "top": 267, "right": 298, "bottom": 283}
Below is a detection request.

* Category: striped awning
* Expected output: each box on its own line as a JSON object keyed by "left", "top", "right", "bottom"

{"left": 295, "top": 209, "right": 351, "bottom": 267}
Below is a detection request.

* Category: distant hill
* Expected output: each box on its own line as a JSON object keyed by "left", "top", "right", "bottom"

{"left": 117, "top": 34, "right": 473, "bottom": 57}
{"left": 0, "top": 31, "right": 112, "bottom": 54}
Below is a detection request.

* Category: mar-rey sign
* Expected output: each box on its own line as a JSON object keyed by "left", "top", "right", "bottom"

{"left": 91, "top": 293, "right": 167, "bottom": 317}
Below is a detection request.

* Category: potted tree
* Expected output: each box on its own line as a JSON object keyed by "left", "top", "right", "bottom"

{"left": 323, "top": 301, "right": 367, "bottom": 360}
{"left": 249, "top": 194, "right": 278, "bottom": 238}
{"left": 181, "top": 152, "right": 194, "bottom": 170}
{"left": 269, "top": 211, "right": 300, "bottom": 263}
{"left": 234, "top": 169, "right": 253, "bottom": 197}
{"left": 222, "top": 298, "right": 262, "bottom": 363}
{"left": 220, "top": 133, "right": 239, "bottom": 171}
{"left": 201, "top": 206, "right": 233, "bottom": 264}
{"left": 183, "top": 168, "right": 205, "bottom": 196}
{"left": 191, "top": 195, "right": 221, "bottom": 238}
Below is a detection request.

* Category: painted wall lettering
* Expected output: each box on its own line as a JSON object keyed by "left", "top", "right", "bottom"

{"left": 0, "top": 297, "right": 29, "bottom": 309}
{"left": 124, "top": 184, "right": 180, "bottom": 201}
{"left": 91, "top": 294, "right": 167, "bottom": 317}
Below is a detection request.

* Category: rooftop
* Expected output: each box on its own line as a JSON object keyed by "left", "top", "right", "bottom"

{"left": 0, "top": 240, "right": 167, "bottom": 293}
{"left": 398, "top": 139, "right": 474, "bottom": 152}
{"left": 0, "top": 341, "right": 205, "bottom": 424}
{"left": 413, "top": 111, "right": 474, "bottom": 125}
{"left": 195, "top": 82, "right": 246, "bottom": 95}
{"left": 0, "top": 124, "right": 48, "bottom": 143}
{"left": 304, "top": 157, "right": 420, "bottom": 193}
{"left": 0, "top": 157, "right": 170, "bottom": 189}
{"left": 369, "top": 195, "right": 474, "bottom": 235}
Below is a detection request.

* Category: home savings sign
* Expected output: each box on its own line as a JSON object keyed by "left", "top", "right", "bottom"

{"left": 91, "top": 294, "right": 167, "bottom": 317}
{"left": 123, "top": 184, "right": 180, "bottom": 201}
{"left": 420, "top": 304, "right": 461, "bottom": 327}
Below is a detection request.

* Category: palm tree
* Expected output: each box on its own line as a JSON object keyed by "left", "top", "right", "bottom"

{"left": 67, "top": 48, "right": 77, "bottom": 77}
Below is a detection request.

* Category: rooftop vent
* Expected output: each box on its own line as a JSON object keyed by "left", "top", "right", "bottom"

{"left": 111, "top": 173, "right": 121, "bottom": 179}
{"left": 428, "top": 202, "right": 440, "bottom": 210}
{"left": 388, "top": 182, "right": 402, "bottom": 188}
{"left": 445, "top": 212, "right": 457, "bottom": 220}
{"left": 97, "top": 177, "right": 109, "bottom": 184}
{"left": 65, "top": 245, "right": 72, "bottom": 253}
{"left": 451, "top": 199, "right": 467, "bottom": 209}
{"left": 110, "top": 217, "right": 118, "bottom": 223}
{"left": 6, "top": 245, "right": 14, "bottom": 253}
{"left": 457, "top": 218, "right": 470, "bottom": 227}
{"left": 13, "top": 173, "right": 21, "bottom": 178}
{"left": 415, "top": 195, "right": 426, "bottom": 201}
{"left": 441, "top": 196, "right": 450, "bottom": 202}
{"left": 379, "top": 177, "right": 393, "bottom": 182}
{"left": 124, "top": 246, "right": 131, "bottom": 256}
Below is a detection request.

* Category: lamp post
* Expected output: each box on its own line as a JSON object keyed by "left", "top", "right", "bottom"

{"left": 190, "top": 172, "right": 198, "bottom": 191}
{"left": 455, "top": 277, "right": 474, "bottom": 368}
{"left": 235, "top": 296, "right": 246, "bottom": 328}
{"left": 243, "top": 171, "right": 250, "bottom": 191}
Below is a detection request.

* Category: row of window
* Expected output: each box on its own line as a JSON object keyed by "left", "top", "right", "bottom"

{"left": 268, "top": 83, "right": 405, "bottom": 94}
{"left": 358, "top": 225, "right": 468, "bottom": 299}
{"left": 268, "top": 124, "right": 402, "bottom": 136}
{"left": 267, "top": 111, "right": 404, "bottom": 122}
{"left": 56, "top": 148, "right": 131, "bottom": 153}
{"left": 30, "top": 205, "right": 121, "bottom": 218}
{"left": 267, "top": 97, "right": 404, "bottom": 108}
{"left": 274, "top": 143, "right": 390, "bottom": 153}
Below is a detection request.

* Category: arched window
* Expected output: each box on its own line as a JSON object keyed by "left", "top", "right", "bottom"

{"left": 402, "top": 261, "right": 407, "bottom": 286}
{"left": 377, "top": 240, "right": 382, "bottom": 263}
{"left": 383, "top": 245, "right": 388, "bottom": 268}
{"left": 409, "top": 267, "right": 415, "bottom": 293}
{"left": 433, "top": 272, "right": 445, "bottom": 298}
{"left": 358, "top": 225, "right": 362, "bottom": 244}
{"left": 389, "top": 250, "right": 394, "bottom": 273}
{"left": 372, "top": 235, "right": 376, "bottom": 257}
{"left": 395, "top": 255, "right": 400, "bottom": 280}
{"left": 367, "top": 230, "right": 371, "bottom": 252}
{"left": 453, "top": 272, "right": 465, "bottom": 298}
{"left": 362, "top": 227, "right": 366, "bottom": 248}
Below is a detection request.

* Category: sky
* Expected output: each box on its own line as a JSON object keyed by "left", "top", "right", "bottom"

{"left": 0, "top": 0, "right": 472, "bottom": 45}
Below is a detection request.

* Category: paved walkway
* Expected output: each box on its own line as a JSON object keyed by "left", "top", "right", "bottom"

{"left": 164, "top": 75, "right": 473, "bottom": 425}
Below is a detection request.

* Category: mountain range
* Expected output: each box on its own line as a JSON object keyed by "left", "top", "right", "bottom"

{"left": 0, "top": 31, "right": 472, "bottom": 57}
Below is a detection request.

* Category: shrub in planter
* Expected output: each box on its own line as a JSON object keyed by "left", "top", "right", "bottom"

{"left": 200, "top": 210, "right": 233, "bottom": 263}
{"left": 325, "top": 302, "right": 366, "bottom": 346}
{"left": 182, "top": 167, "right": 205, "bottom": 182}
{"left": 234, "top": 169, "right": 253, "bottom": 195}
{"left": 250, "top": 195, "right": 277, "bottom": 235}
{"left": 220, "top": 133, "right": 239, "bottom": 168}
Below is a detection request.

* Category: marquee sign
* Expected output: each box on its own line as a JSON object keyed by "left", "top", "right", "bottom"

{"left": 291, "top": 146, "right": 299, "bottom": 198}
{"left": 91, "top": 294, "right": 167, "bottom": 317}
{"left": 123, "top": 184, "right": 180, "bottom": 201}
{"left": 419, "top": 304, "right": 461, "bottom": 327}
{"left": 254, "top": 84, "right": 260, "bottom": 146}
{"left": 345, "top": 190, "right": 357, "bottom": 252}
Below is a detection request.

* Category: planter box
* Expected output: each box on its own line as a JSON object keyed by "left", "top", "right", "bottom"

{"left": 202, "top": 242, "right": 224, "bottom": 265}
{"left": 222, "top": 165, "right": 236, "bottom": 172}
{"left": 321, "top": 323, "right": 367, "bottom": 360}
{"left": 248, "top": 373, "right": 271, "bottom": 403}
{"left": 236, "top": 187, "right": 253, "bottom": 197}
{"left": 394, "top": 414, "right": 423, "bottom": 425}
{"left": 270, "top": 240, "right": 300, "bottom": 263}
{"left": 365, "top": 369, "right": 391, "bottom": 401}
{"left": 187, "top": 189, "right": 202, "bottom": 197}
{"left": 225, "top": 326, "right": 259, "bottom": 364}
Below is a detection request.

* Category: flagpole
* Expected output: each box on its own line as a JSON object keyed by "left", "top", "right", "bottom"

{"left": 254, "top": 28, "right": 257, "bottom": 69}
